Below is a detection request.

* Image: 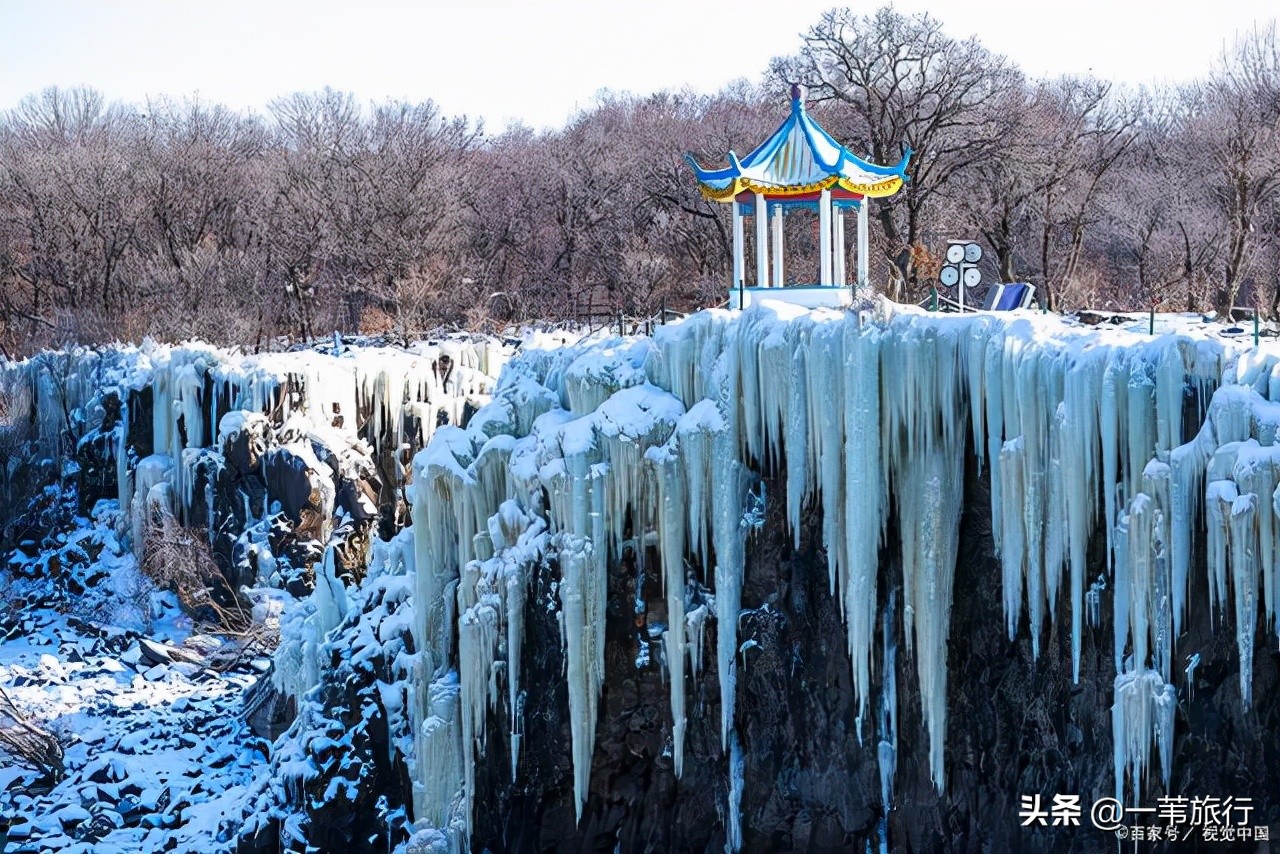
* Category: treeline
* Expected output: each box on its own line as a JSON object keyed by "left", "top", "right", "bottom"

{"left": 1, "top": 6, "right": 1278, "bottom": 354}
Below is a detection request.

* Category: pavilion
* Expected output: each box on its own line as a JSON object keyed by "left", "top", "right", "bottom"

{"left": 686, "top": 85, "right": 911, "bottom": 309}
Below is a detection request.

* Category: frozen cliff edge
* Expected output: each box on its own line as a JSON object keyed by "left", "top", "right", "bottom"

{"left": 407, "top": 300, "right": 1280, "bottom": 850}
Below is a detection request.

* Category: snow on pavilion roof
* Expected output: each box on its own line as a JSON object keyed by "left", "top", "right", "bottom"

{"left": 685, "top": 84, "right": 911, "bottom": 202}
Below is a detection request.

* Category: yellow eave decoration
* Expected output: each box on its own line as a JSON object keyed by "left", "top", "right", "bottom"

{"left": 697, "top": 174, "right": 905, "bottom": 203}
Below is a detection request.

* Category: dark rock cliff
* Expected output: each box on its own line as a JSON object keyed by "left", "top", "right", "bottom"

{"left": 467, "top": 448, "right": 1280, "bottom": 853}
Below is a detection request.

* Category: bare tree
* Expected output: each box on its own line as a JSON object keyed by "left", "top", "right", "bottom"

{"left": 782, "top": 6, "right": 1023, "bottom": 300}
{"left": 1189, "top": 24, "right": 1280, "bottom": 318}
{"left": 4, "top": 14, "right": 1280, "bottom": 347}
{"left": 1021, "top": 78, "right": 1141, "bottom": 311}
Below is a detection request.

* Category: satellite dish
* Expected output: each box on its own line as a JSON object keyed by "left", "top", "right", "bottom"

{"left": 939, "top": 265, "right": 959, "bottom": 287}
{"left": 963, "top": 267, "right": 982, "bottom": 288}
{"left": 964, "top": 243, "right": 983, "bottom": 263}
{"left": 946, "top": 244, "right": 965, "bottom": 264}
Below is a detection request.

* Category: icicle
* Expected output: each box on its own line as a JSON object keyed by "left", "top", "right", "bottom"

{"left": 650, "top": 439, "right": 689, "bottom": 775}
{"left": 1272, "top": 483, "right": 1280, "bottom": 639}
{"left": 129, "top": 454, "right": 173, "bottom": 555}
{"left": 965, "top": 321, "right": 992, "bottom": 471}
{"left": 726, "top": 730, "right": 745, "bottom": 854}
{"left": 313, "top": 545, "right": 350, "bottom": 635}
{"left": 999, "top": 438, "right": 1026, "bottom": 642}
{"left": 115, "top": 392, "right": 132, "bottom": 522}
{"left": 984, "top": 329, "right": 1007, "bottom": 553}
{"left": 557, "top": 535, "right": 599, "bottom": 822}
{"left": 1086, "top": 574, "right": 1106, "bottom": 628}
{"left": 1113, "top": 507, "right": 1130, "bottom": 673}
{"left": 1124, "top": 494, "right": 1158, "bottom": 672}
{"left": 1112, "top": 669, "right": 1176, "bottom": 805}
{"left": 1233, "top": 444, "right": 1279, "bottom": 642}
{"left": 843, "top": 323, "right": 884, "bottom": 726}
{"left": 1155, "top": 341, "right": 1187, "bottom": 454}
{"left": 1184, "top": 653, "right": 1201, "bottom": 701}
{"left": 806, "top": 319, "right": 846, "bottom": 596}
{"left": 1044, "top": 398, "right": 1067, "bottom": 617}
{"left": 1125, "top": 363, "right": 1157, "bottom": 501}
{"left": 1206, "top": 480, "right": 1238, "bottom": 623}
{"left": 506, "top": 556, "right": 529, "bottom": 783}
{"left": 680, "top": 402, "right": 720, "bottom": 573}
{"left": 1063, "top": 355, "right": 1104, "bottom": 681}
{"left": 877, "top": 587, "right": 898, "bottom": 821}
{"left": 785, "top": 343, "right": 809, "bottom": 551}
{"left": 414, "top": 672, "right": 465, "bottom": 845}
{"left": 1100, "top": 356, "right": 1127, "bottom": 569}
{"left": 713, "top": 440, "right": 747, "bottom": 750}
{"left": 686, "top": 602, "right": 709, "bottom": 682}
{"left": 1169, "top": 425, "right": 1215, "bottom": 638}
{"left": 1229, "top": 493, "right": 1259, "bottom": 707}
{"left": 458, "top": 593, "right": 500, "bottom": 836}
{"left": 898, "top": 447, "right": 963, "bottom": 792}
{"left": 1017, "top": 352, "right": 1048, "bottom": 653}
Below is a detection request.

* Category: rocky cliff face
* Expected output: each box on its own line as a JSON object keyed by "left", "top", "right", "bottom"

{"left": 461, "top": 458, "right": 1279, "bottom": 853}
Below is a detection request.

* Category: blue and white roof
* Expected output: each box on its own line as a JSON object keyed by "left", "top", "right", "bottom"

{"left": 686, "top": 85, "right": 911, "bottom": 201}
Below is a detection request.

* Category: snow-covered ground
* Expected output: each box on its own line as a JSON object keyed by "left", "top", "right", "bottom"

{"left": 0, "top": 508, "right": 271, "bottom": 853}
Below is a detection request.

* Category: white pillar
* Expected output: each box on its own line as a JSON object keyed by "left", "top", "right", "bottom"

{"left": 818, "top": 188, "right": 832, "bottom": 286}
{"left": 772, "top": 205, "right": 784, "bottom": 287}
{"left": 857, "top": 197, "right": 869, "bottom": 292}
{"left": 834, "top": 209, "right": 846, "bottom": 287}
{"left": 732, "top": 199, "right": 744, "bottom": 307}
{"left": 755, "top": 192, "right": 768, "bottom": 288}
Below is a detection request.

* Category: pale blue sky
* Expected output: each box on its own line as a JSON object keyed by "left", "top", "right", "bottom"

{"left": 1, "top": 0, "right": 1275, "bottom": 131}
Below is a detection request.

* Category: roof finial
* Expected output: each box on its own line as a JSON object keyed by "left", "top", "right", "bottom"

{"left": 790, "top": 82, "right": 806, "bottom": 107}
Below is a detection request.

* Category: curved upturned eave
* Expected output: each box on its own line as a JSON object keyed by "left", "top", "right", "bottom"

{"left": 685, "top": 96, "right": 913, "bottom": 204}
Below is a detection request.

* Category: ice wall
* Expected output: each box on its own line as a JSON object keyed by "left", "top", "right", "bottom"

{"left": 404, "top": 299, "right": 1280, "bottom": 849}
{"left": 3, "top": 335, "right": 507, "bottom": 727}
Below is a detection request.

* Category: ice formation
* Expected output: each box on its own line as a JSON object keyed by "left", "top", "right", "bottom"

{"left": 14, "top": 298, "right": 1280, "bottom": 847}
{"left": 4, "top": 336, "right": 505, "bottom": 723}
{"left": 1112, "top": 668, "right": 1176, "bottom": 804}
{"left": 394, "top": 298, "right": 1280, "bottom": 847}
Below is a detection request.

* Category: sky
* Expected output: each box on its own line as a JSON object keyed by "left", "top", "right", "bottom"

{"left": 1, "top": 0, "right": 1276, "bottom": 132}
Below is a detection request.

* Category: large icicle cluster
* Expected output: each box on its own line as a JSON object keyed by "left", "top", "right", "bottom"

{"left": 402, "top": 299, "right": 1280, "bottom": 849}
{"left": 4, "top": 337, "right": 504, "bottom": 542}
{"left": 3, "top": 336, "right": 506, "bottom": 721}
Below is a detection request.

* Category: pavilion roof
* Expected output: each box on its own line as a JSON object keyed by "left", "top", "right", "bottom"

{"left": 686, "top": 85, "right": 911, "bottom": 202}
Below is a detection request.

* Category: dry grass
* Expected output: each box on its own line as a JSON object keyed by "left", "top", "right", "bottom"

{"left": 139, "top": 513, "right": 281, "bottom": 670}
{"left": 140, "top": 513, "right": 252, "bottom": 635}
{"left": 0, "top": 684, "right": 63, "bottom": 781}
